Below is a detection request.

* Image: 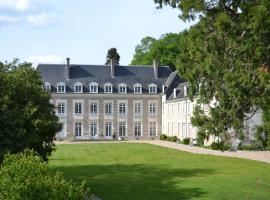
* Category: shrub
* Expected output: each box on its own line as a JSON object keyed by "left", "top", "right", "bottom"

{"left": 167, "top": 136, "right": 178, "bottom": 142}
{"left": 0, "top": 150, "right": 93, "bottom": 200}
{"left": 238, "top": 141, "right": 264, "bottom": 150}
{"left": 183, "top": 138, "right": 190, "bottom": 145}
{"left": 160, "top": 134, "right": 167, "bottom": 140}
{"left": 210, "top": 141, "right": 230, "bottom": 151}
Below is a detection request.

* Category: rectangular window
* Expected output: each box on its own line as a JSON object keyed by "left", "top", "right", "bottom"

{"left": 90, "top": 122, "right": 97, "bottom": 137}
{"left": 119, "top": 122, "right": 126, "bottom": 137}
{"left": 134, "top": 122, "right": 141, "bottom": 137}
{"left": 75, "top": 122, "right": 82, "bottom": 136}
{"left": 149, "top": 86, "right": 157, "bottom": 93}
{"left": 74, "top": 102, "right": 82, "bottom": 114}
{"left": 149, "top": 122, "right": 157, "bottom": 136}
{"left": 119, "top": 103, "right": 127, "bottom": 116}
{"left": 149, "top": 102, "right": 157, "bottom": 115}
{"left": 183, "top": 102, "right": 186, "bottom": 114}
{"left": 134, "top": 102, "right": 142, "bottom": 116}
{"left": 57, "top": 103, "right": 65, "bottom": 115}
{"left": 90, "top": 85, "right": 98, "bottom": 93}
{"left": 105, "top": 122, "right": 112, "bottom": 137}
{"left": 134, "top": 86, "right": 141, "bottom": 93}
{"left": 105, "top": 103, "right": 112, "bottom": 115}
{"left": 57, "top": 85, "right": 65, "bottom": 93}
{"left": 90, "top": 102, "right": 98, "bottom": 114}
{"left": 75, "top": 85, "right": 82, "bottom": 93}
{"left": 105, "top": 85, "right": 112, "bottom": 93}
{"left": 182, "top": 123, "right": 187, "bottom": 138}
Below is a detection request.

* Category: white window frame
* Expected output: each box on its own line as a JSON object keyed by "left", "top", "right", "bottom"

{"left": 149, "top": 121, "right": 157, "bottom": 137}
{"left": 57, "top": 82, "right": 66, "bottom": 93}
{"left": 89, "top": 100, "right": 99, "bottom": 117}
{"left": 74, "top": 82, "right": 83, "bottom": 93}
{"left": 105, "top": 121, "right": 113, "bottom": 137}
{"left": 104, "top": 101, "right": 113, "bottom": 115}
{"left": 104, "top": 83, "right": 113, "bottom": 93}
{"left": 133, "top": 101, "right": 143, "bottom": 117}
{"left": 134, "top": 83, "right": 142, "bottom": 94}
{"left": 90, "top": 121, "right": 98, "bottom": 137}
{"left": 74, "top": 122, "right": 83, "bottom": 137}
{"left": 118, "top": 121, "right": 127, "bottom": 137}
{"left": 89, "top": 82, "right": 99, "bottom": 93}
{"left": 44, "top": 82, "right": 51, "bottom": 92}
{"left": 118, "top": 101, "right": 128, "bottom": 117}
{"left": 73, "top": 100, "right": 84, "bottom": 118}
{"left": 118, "top": 83, "right": 127, "bottom": 94}
{"left": 148, "top": 83, "right": 157, "bottom": 94}
{"left": 149, "top": 101, "right": 157, "bottom": 116}
{"left": 134, "top": 121, "right": 142, "bottom": 137}
{"left": 56, "top": 100, "right": 66, "bottom": 117}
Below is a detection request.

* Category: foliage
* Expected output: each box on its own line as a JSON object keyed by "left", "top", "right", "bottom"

{"left": 160, "top": 134, "right": 168, "bottom": 140}
{"left": 0, "top": 150, "right": 92, "bottom": 200}
{"left": 105, "top": 47, "right": 120, "bottom": 65}
{"left": 167, "top": 136, "right": 178, "bottom": 142}
{"left": 0, "top": 60, "right": 61, "bottom": 162}
{"left": 238, "top": 141, "right": 264, "bottom": 151}
{"left": 130, "top": 33, "right": 187, "bottom": 70}
{"left": 154, "top": 0, "right": 270, "bottom": 148}
{"left": 210, "top": 141, "right": 230, "bottom": 151}
{"left": 182, "top": 138, "right": 190, "bottom": 145}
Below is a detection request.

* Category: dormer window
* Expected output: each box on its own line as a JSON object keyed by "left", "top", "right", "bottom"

{"left": 57, "top": 82, "right": 66, "bottom": 93}
{"left": 89, "top": 82, "right": 98, "bottom": 93}
{"left": 104, "top": 83, "right": 113, "bottom": 93}
{"left": 74, "top": 82, "right": 83, "bottom": 93}
{"left": 149, "top": 83, "right": 157, "bottom": 94}
{"left": 44, "top": 82, "right": 51, "bottom": 92}
{"left": 134, "top": 83, "right": 142, "bottom": 94}
{"left": 118, "top": 83, "right": 127, "bottom": 94}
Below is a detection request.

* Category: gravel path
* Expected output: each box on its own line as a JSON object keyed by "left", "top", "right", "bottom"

{"left": 55, "top": 140, "right": 270, "bottom": 164}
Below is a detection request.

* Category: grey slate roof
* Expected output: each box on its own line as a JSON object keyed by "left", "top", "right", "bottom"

{"left": 164, "top": 71, "right": 188, "bottom": 100}
{"left": 36, "top": 64, "right": 174, "bottom": 93}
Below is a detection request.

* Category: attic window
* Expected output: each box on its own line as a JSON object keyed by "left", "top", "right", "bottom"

{"left": 57, "top": 82, "right": 66, "bottom": 93}
{"left": 89, "top": 82, "right": 98, "bottom": 93}
{"left": 104, "top": 83, "right": 113, "bottom": 93}
{"left": 134, "top": 83, "right": 142, "bottom": 94}
{"left": 44, "top": 82, "right": 51, "bottom": 92}
{"left": 118, "top": 83, "right": 127, "bottom": 94}
{"left": 148, "top": 83, "right": 157, "bottom": 94}
{"left": 74, "top": 82, "right": 83, "bottom": 93}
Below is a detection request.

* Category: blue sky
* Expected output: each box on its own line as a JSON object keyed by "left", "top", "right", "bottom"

{"left": 0, "top": 0, "right": 195, "bottom": 67}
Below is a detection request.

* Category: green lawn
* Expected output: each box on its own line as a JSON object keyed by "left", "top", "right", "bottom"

{"left": 49, "top": 143, "right": 270, "bottom": 200}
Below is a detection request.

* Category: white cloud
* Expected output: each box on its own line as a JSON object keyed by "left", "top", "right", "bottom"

{"left": 27, "top": 55, "right": 65, "bottom": 68}
{"left": 26, "top": 12, "right": 58, "bottom": 26}
{"left": 0, "top": 15, "right": 21, "bottom": 24}
{"left": 0, "top": 0, "right": 31, "bottom": 11}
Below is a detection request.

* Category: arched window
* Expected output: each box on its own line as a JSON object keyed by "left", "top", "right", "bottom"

{"left": 44, "top": 82, "right": 51, "bottom": 92}
{"left": 104, "top": 83, "right": 113, "bottom": 93}
{"left": 74, "top": 82, "right": 83, "bottom": 93}
{"left": 57, "top": 82, "right": 66, "bottom": 93}
{"left": 148, "top": 83, "right": 157, "bottom": 94}
{"left": 134, "top": 83, "right": 142, "bottom": 94}
{"left": 89, "top": 82, "right": 98, "bottom": 93}
{"left": 118, "top": 83, "right": 127, "bottom": 94}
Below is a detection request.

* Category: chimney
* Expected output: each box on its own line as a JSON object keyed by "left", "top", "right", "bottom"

{"left": 153, "top": 60, "right": 158, "bottom": 79}
{"left": 173, "top": 88, "right": 177, "bottom": 98}
{"left": 162, "top": 85, "right": 167, "bottom": 93}
{"left": 66, "top": 57, "right": 70, "bottom": 80}
{"left": 110, "top": 59, "right": 115, "bottom": 78}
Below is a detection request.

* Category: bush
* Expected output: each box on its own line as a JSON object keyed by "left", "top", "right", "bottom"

{"left": 210, "top": 141, "right": 230, "bottom": 151}
{"left": 160, "top": 134, "right": 167, "bottom": 140}
{"left": 238, "top": 141, "right": 264, "bottom": 150}
{"left": 0, "top": 150, "right": 93, "bottom": 200}
{"left": 183, "top": 138, "right": 190, "bottom": 145}
{"left": 167, "top": 136, "right": 178, "bottom": 142}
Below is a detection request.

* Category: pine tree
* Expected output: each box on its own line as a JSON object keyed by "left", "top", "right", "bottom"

{"left": 105, "top": 48, "right": 120, "bottom": 65}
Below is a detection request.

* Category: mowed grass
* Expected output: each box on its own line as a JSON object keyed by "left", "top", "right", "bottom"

{"left": 49, "top": 143, "right": 270, "bottom": 200}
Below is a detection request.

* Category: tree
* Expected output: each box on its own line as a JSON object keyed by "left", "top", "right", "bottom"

{"left": 0, "top": 60, "right": 61, "bottom": 162}
{"left": 0, "top": 150, "right": 93, "bottom": 200}
{"left": 130, "top": 33, "right": 187, "bottom": 70}
{"left": 105, "top": 48, "right": 120, "bottom": 65}
{"left": 154, "top": 1, "right": 270, "bottom": 147}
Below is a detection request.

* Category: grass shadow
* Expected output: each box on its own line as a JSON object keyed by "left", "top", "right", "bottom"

{"left": 53, "top": 164, "right": 214, "bottom": 200}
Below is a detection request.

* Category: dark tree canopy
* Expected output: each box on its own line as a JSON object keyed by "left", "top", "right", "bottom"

{"left": 105, "top": 48, "right": 120, "bottom": 65}
{"left": 0, "top": 60, "right": 61, "bottom": 162}
{"left": 154, "top": 0, "right": 270, "bottom": 148}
